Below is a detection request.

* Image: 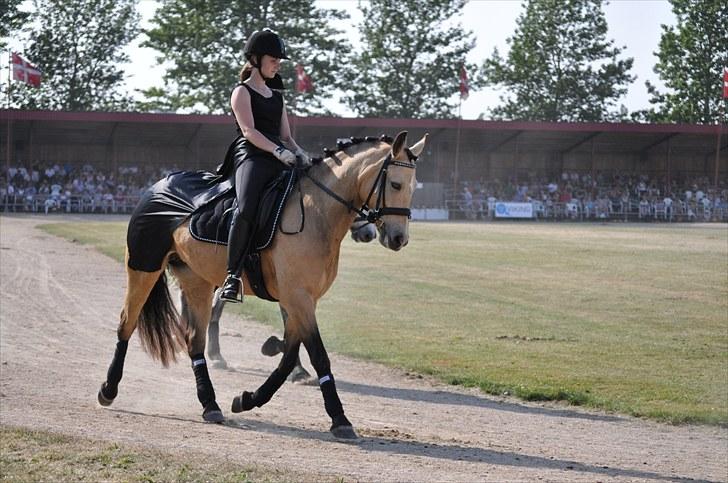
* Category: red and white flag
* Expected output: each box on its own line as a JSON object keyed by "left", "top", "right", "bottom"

{"left": 459, "top": 65, "right": 469, "bottom": 100}
{"left": 723, "top": 66, "right": 728, "bottom": 99}
{"left": 295, "top": 64, "right": 313, "bottom": 93}
{"left": 12, "top": 52, "right": 42, "bottom": 87}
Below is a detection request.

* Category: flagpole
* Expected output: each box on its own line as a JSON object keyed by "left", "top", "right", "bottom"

{"left": 6, "top": 51, "right": 12, "bottom": 173}
{"left": 715, "top": 98, "right": 724, "bottom": 189}
{"left": 717, "top": 67, "right": 727, "bottom": 188}
{"left": 453, "top": 97, "right": 462, "bottom": 195}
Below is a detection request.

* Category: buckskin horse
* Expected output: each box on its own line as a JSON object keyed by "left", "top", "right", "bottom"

{"left": 97, "top": 131, "right": 427, "bottom": 439}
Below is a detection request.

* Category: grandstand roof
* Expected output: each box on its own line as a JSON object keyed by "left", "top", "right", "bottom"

{"left": 1, "top": 109, "right": 726, "bottom": 157}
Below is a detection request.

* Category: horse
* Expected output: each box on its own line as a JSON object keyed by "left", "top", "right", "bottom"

{"left": 206, "top": 219, "right": 379, "bottom": 382}
{"left": 97, "top": 131, "right": 427, "bottom": 439}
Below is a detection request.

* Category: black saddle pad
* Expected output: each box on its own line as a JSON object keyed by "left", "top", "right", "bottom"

{"left": 126, "top": 170, "right": 232, "bottom": 273}
{"left": 188, "top": 168, "right": 298, "bottom": 251}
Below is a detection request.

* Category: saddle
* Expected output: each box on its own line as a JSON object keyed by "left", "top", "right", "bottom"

{"left": 126, "top": 169, "right": 298, "bottom": 302}
{"left": 189, "top": 169, "right": 298, "bottom": 301}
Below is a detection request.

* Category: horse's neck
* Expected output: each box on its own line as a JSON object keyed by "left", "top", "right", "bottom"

{"left": 304, "top": 144, "right": 387, "bottom": 246}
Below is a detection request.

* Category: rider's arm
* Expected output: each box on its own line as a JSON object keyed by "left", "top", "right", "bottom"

{"left": 279, "top": 103, "right": 302, "bottom": 153}
{"left": 230, "top": 85, "right": 280, "bottom": 153}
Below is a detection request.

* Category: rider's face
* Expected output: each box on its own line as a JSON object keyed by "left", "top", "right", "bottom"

{"left": 260, "top": 55, "right": 281, "bottom": 79}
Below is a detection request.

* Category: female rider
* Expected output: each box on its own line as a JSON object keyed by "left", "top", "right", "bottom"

{"left": 219, "top": 28, "right": 310, "bottom": 302}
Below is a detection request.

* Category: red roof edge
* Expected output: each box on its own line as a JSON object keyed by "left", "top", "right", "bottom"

{"left": 1, "top": 109, "right": 724, "bottom": 135}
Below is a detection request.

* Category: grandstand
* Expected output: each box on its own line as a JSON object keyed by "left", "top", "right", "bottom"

{"left": 1, "top": 109, "right": 726, "bottom": 221}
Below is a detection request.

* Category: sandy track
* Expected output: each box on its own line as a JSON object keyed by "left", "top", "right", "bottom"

{"left": 0, "top": 215, "right": 726, "bottom": 482}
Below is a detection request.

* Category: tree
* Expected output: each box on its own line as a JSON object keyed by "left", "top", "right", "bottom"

{"left": 343, "top": 0, "right": 477, "bottom": 119}
{"left": 482, "top": 0, "right": 634, "bottom": 122}
{"left": 7, "top": 0, "right": 140, "bottom": 111}
{"left": 641, "top": 0, "right": 728, "bottom": 124}
{"left": 1, "top": 0, "right": 30, "bottom": 51}
{"left": 140, "top": 0, "right": 351, "bottom": 115}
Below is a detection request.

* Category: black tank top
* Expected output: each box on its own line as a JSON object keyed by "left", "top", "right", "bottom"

{"left": 236, "top": 83, "right": 283, "bottom": 142}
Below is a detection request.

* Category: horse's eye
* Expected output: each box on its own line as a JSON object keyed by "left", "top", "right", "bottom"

{"left": 390, "top": 182, "right": 402, "bottom": 191}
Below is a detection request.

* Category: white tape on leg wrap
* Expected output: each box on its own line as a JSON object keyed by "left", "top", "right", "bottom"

{"left": 192, "top": 358, "right": 207, "bottom": 367}
{"left": 319, "top": 374, "right": 331, "bottom": 385}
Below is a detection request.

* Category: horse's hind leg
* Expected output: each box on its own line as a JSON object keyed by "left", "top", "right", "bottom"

{"left": 173, "top": 264, "right": 224, "bottom": 423}
{"left": 98, "top": 264, "right": 164, "bottom": 406}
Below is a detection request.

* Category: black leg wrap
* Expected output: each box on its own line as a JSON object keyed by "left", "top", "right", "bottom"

{"left": 319, "top": 374, "right": 345, "bottom": 419}
{"left": 191, "top": 354, "right": 216, "bottom": 408}
{"left": 102, "top": 339, "right": 129, "bottom": 400}
{"left": 231, "top": 368, "right": 287, "bottom": 413}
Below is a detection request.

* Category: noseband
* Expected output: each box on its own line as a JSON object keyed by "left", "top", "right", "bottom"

{"left": 302, "top": 148, "right": 418, "bottom": 225}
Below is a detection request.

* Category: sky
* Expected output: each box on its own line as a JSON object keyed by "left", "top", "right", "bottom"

{"left": 5, "top": 0, "right": 677, "bottom": 119}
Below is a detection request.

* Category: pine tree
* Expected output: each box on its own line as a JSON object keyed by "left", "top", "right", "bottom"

{"left": 641, "top": 0, "right": 728, "bottom": 124}
{"left": 140, "top": 0, "right": 351, "bottom": 115}
{"left": 343, "top": 0, "right": 477, "bottom": 119}
{"left": 8, "top": 0, "right": 140, "bottom": 111}
{"left": 482, "top": 0, "right": 634, "bottom": 122}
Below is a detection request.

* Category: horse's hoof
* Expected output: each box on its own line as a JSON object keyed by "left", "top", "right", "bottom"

{"left": 203, "top": 409, "right": 225, "bottom": 423}
{"left": 231, "top": 391, "right": 255, "bottom": 413}
{"left": 209, "top": 358, "right": 228, "bottom": 370}
{"left": 330, "top": 424, "right": 358, "bottom": 440}
{"left": 203, "top": 402, "right": 225, "bottom": 423}
{"left": 97, "top": 383, "right": 115, "bottom": 407}
{"left": 288, "top": 366, "right": 313, "bottom": 385}
{"left": 261, "top": 336, "right": 284, "bottom": 357}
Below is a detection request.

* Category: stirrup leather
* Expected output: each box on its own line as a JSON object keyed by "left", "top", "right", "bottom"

{"left": 220, "top": 275, "right": 244, "bottom": 303}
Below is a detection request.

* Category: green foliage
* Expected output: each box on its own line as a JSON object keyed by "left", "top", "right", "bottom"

{"left": 0, "top": 0, "right": 30, "bottom": 51}
{"left": 343, "top": 0, "right": 478, "bottom": 119}
{"left": 140, "top": 0, "right": 351, "bottom": 115}
{"left": 482, "top": 0, "right": 634, "bottom": 122}
{"left": 7, "top": 0, "right": 140, "bottom": 111}
{"left": 640, "top": 0, "right": 728, "bottom": 124}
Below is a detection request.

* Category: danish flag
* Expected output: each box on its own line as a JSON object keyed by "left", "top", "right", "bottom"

{"left": 459, "top": 65, "right": 469, "bottom": 100}
{"left": 295, "top": 64, "right": 313, "bottom": 93}
{"left": 12, "top": 53, "right": 42, "bottom": 87}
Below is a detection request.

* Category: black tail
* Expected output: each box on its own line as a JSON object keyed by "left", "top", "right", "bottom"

{"left": 137, "top": 272, "right": 186, "bottom": 367}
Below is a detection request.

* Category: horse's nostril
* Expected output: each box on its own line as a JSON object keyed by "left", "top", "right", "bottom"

{"left": 394, "top": 234, "right": 404, "bottom": 247}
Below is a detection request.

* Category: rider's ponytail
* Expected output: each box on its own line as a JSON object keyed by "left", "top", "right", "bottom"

{"left": 239, "top": 61, "right": 254, "bottom": 82}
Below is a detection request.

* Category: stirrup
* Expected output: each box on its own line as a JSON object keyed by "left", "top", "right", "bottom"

{"left": 220, "top": 275, "right": 244, "bottom": 303}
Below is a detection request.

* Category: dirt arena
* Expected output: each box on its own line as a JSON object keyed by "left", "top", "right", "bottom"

{"left": 1, "top": 215, "right": 726, "bottom": 482}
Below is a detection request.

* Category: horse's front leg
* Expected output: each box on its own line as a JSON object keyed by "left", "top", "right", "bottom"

{"left": 260, "top": 305, "right": 313, "bottom": 384}
{"left": 231, "top": 324, "right": 301, "bottom": 413}
{"left": 302, "top": 326, "right": 357, "bottom": 439}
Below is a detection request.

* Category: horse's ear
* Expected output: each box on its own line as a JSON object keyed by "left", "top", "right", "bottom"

{"left": 391, "top": 131, "right": 408, "bottom": 158}
{"left": 409, "top": 133, "right": 428, "bottom": 157}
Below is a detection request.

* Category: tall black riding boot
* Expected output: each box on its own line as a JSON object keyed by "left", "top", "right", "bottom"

{"left": 221, "top": 216, "right": 252, "bottom": 303}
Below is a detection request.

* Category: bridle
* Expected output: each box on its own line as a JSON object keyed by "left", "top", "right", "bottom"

{"left": 301, "top": 148, "right": 418, "bottom": 226}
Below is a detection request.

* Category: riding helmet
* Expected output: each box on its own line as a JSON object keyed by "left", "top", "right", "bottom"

{"left": 244, "top": 29, "right": 290, "bottom": 61}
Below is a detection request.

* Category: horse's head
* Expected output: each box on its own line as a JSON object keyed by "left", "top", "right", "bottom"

{"left": 358, "top": 131, "right": 428, "bottom": 251}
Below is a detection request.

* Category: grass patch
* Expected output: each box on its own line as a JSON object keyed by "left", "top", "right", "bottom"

{"left": 38, "top": 220, "right": 728, "bottom": 425}
{"left": 0, "top": 425, "right": 321, "bottom": 482}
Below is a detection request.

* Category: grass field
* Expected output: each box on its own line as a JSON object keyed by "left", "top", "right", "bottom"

{"left": 0, "top": 426, "right": 321, "bottom": 482}
{"left": 40, "top": 220, "right": 728, "bottom": 425}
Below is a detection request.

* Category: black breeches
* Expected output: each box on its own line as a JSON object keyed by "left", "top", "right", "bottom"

{"left": 233, "top": 154, "right": 286, "bottom": 224}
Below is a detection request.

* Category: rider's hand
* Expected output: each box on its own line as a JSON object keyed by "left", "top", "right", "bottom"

{"left": 295, "top": 147, "right": 312, "bottom": 167}
{"left": 273, "top": 146, "right": 296, "bottom": 166}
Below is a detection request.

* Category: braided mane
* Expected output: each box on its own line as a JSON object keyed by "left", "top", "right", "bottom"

{"left": 312, "top": 135, "right": 394, "bottom": 164}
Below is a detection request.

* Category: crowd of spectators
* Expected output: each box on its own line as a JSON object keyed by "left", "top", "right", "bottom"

{"left": 3, "top": 163, "right": 727, "bottom": 222}
{"left": 456, "top": 171, "right": 728, "bottom": 222}
{"left": 1, "top": 163, "right": 180, "bottom": 214}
